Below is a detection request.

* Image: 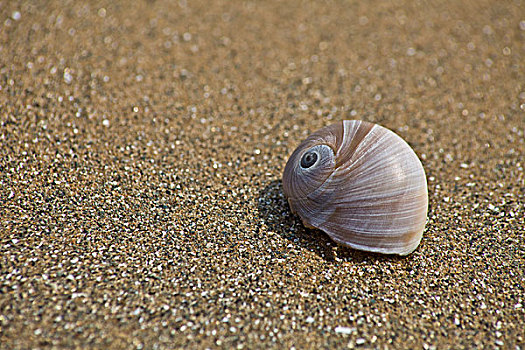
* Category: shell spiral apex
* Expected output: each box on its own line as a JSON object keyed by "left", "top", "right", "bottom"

{"left": 282, "top": 120, "right": 428, "bottom": 256}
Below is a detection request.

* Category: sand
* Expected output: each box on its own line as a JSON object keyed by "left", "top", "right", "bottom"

{"left": 1, "top": 0, "right": 524, "bottom": 348}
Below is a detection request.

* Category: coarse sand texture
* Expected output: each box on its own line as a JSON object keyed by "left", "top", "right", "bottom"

{"left": 1, "top": 1, "right": 524, "bottom": 349}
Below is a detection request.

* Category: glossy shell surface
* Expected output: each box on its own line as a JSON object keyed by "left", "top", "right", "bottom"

{"left": 282, "top": 120, "right": 428, "bottom": 255}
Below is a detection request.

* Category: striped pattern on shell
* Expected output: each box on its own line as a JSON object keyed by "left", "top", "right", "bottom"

{"left": 282, "top": 120, "right": 428, "bottom": 255}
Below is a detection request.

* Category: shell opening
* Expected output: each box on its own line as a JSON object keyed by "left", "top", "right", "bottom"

{"left": 300, "top": 151, "right": 318, "bottom": 168}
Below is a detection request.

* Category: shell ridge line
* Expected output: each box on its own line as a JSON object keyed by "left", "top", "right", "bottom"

{"left": 333, "top": 125, "right": 390, "bottom": 178}
{"left": 334, "top": 120, "right": 356, "bottom": 156}
{"left": 335, "top": 121, "right": 374, "bottom": 169}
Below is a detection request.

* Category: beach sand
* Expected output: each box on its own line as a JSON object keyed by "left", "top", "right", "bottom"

{"left": 1, "top": 0, "right": 524, "bottom": 348}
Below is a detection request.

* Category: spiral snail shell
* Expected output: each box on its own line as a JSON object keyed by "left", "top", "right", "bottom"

{"left": 282, "top": 120, "right": 428, "bottom": 255}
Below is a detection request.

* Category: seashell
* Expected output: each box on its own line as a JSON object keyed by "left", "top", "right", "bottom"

{"left": 282, "top": 120, "right": 428, "bottom": 255}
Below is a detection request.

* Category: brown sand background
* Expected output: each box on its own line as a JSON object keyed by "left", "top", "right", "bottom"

{"left": 1, "top": 0, "right": 524, "bottom": 348}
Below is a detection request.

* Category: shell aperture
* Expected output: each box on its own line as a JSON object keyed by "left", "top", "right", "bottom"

{"left": 300, "top": 151, "right": 318, "bottom": 168}
{"left": 282, "top": 120, "right": 428, "bottom": 256}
